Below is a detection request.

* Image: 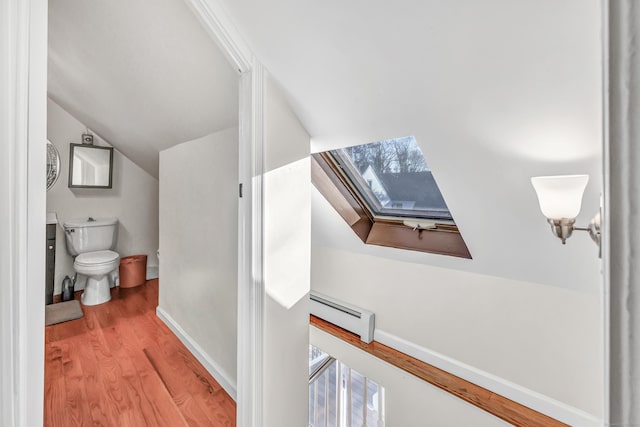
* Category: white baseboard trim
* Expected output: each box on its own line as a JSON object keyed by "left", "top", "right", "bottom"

{"left": 146, "top": 266, "right": 159, "bottom": 280}
{"left": 156, "top": 306, "right": 237, "bottom": 401}
{"left": 373, "top": 329, "right": 602, "bottom": 427}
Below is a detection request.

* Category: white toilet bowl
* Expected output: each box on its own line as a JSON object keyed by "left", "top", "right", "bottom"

{"left": 74, "top": 250, "right": 120, "bottom": 306}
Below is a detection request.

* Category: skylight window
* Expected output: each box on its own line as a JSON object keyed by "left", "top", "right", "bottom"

{"left": 329, "top": 136, "right": 452, "bottom": 221}
{"left": 311, "top": 135, "right": 470, "bottom": 258}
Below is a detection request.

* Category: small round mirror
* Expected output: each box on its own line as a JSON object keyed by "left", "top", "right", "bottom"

{"left": 46, "top": 140, "right": 60, "bottom": 191}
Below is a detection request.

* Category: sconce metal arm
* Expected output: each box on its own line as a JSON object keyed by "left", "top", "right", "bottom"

{"left": 548, "top": 211, "right": 601, "bottom": 246}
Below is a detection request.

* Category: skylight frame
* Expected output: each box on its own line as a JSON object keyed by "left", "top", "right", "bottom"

{"left": 311, "top": 149, "right": 471, "bottom": 259}
{"left": 326, "top": 141, "right": 454, "bottom": 223}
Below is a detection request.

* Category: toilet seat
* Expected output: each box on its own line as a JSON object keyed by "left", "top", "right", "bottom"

{"left": 74, "top": 250, "right": 120, "bottom": 306}
{"left": 75, "top": 250, "right": 119, "bottom": 267}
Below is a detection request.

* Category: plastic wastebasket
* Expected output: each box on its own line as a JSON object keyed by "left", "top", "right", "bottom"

{"left": 119, "top": 254, "right": 147, "bottom": 288}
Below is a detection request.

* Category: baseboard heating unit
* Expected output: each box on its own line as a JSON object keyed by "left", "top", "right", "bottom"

{"left": 310, "top": 292, "right": 375, "bottom": 343}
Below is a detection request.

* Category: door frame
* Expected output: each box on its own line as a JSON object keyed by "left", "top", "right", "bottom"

{"left": 0, "top": 0, "right": 47, "bottom": 426}
{"left": 174, "top": 1, "right": 266, "bottom": 426}
{"left": 2, "top": 0, "right": 266, "bottom": 425}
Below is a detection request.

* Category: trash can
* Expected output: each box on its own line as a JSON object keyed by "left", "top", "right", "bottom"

{"left": 119, "top": 254, "right": 147, "bottom": 288}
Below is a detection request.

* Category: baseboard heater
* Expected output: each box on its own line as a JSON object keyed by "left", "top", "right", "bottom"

{"left": 310, "top": 292, "right": 375, "bottom": 343}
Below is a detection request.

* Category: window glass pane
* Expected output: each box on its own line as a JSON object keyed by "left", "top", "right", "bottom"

{"left": 330, "top": 136, "right": 452, "bottom": 220}
{"left": 309, "top": 345, "right": 384, "bottom": 427}
{"left": 309, "top": 345, "right": 331, "bottom": 375}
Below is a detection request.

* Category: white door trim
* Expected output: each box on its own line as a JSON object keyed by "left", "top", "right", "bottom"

{"left": 237, "top": 63, "right": 265, "bottom": 427}
{"left": 181, "top": 0, "right": 252, "bottom": 73}
{"left": 0, "top": 0, "right": 47, "bottom": 426}
{"left": 5, "top": 0, "right": 263, "bottom": 425}
{"left": 181, "top": 1, "right": 265, "bottom": 425}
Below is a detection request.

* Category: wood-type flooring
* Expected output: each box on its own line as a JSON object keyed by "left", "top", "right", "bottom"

{"left": 44, "top": 279, "right": 236, "bottom": 426}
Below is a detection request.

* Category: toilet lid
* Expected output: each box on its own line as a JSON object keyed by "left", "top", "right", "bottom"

{"left": 75, "top": 250, "right": 119, "bottom": 266}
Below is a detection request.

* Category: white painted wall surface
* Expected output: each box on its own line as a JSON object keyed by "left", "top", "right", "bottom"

{"left": 310, "top": 327, "right": 511, "bottom": 427}
{"left": 312, "top": 239, "right": 602, "bottom": 421}
{"left": 262, "top": 75, "right": 311, "bottom": 427}
{"left": 48, "top": 0, "right": 239, "bottom": 177}
{"left": 221, "top": 0, "right": 603, "bottom": 292}
{"left": 47, "top": 98, "right": 159, "bottom": 294}
{"left": 301, "top": 1, "right": 604, "bottom": 421}
{"left": 158, "top": 127, "right": 239, "bottom": 397}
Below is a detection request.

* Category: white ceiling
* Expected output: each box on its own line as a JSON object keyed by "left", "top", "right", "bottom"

{"left": 220, "top": 0, "right": 603, "bottom": 290}
{"left": 48, "top": 0, "right": 239, "bottom": 177}
{"left": 47, "top": 0, "right": 604, "bottom": 289}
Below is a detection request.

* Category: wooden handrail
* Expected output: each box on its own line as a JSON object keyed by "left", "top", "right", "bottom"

{"left": 310, "top": 315, "right": 568, "bottom": 427}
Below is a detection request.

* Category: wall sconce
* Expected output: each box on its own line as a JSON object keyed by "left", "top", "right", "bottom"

{"left": 531, "top": 174, "right": 600, "bottom": 246}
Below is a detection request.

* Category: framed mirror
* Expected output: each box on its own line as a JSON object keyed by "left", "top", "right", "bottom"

{"left": 68, "top": 143, "right": 114, "bottom": 188}
{"left": 46, "top": 140, "right": 60, "bottom": 191}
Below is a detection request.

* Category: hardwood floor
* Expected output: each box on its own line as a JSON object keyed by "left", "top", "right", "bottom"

{"left": 44, "top": 279, "right": 236, "bottom": 427}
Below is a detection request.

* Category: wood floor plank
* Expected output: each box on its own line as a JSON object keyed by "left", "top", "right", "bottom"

{"left": 64, "top": 374, "right": 93, "bottom": 427}
{"left": 107, "top": 303, "right": 191, "bottom": 427}
{"left": 143, "top": 346, "right": 224, "bottom": 426}
{"left": 81, "top": 310, "right": 137, "bottom": 421}
{"left": 44, "top": 280, "right": 235, "bottom": 426}
{"left": 128, "top": 359, "right": 190, "bottom": 427}
{"left": 45, "top": 311, "right": 88, "bottom": 343}
{"left": 72, "top": 333, "right": 116, "bottom": 427}
{"left": 95, "top": 304, "right": 168, "bottom": 427}
{"left": 44, "top": 377, "right": 68, "bottom": 427}
{"left": 57, "top": 340, "right": 93, "bottom": 427}
{"left": 173, "top": 391, "right": 219, "bottom": 427}
{"left": 44, "top": 343, "right": 68, "bottom": 427}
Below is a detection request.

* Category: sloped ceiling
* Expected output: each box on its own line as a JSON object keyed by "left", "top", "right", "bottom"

{"left": 48, "top": 0, "right": 239, "bottom": 177}
{"left": 219, "top": 0, "right": 603, "bottom": 290}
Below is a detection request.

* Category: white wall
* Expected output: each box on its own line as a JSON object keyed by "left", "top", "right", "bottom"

{"left": 295, "top": 1, "right": 603, "bottom": 423}
{"left": 312, "top": 210, "right": 603, "bottom": 423}
{"left": 221, "top": 0, "right": 603, "bottom": 291}
{"left": 310, "top": 326, "right": 511, "bottom": 427}
{"left": 48, "top": 0, "right": 239, "bottom": 178}
{"left": 158, "top": 127, "right": 238, "bottom": 398}
{"left": 47, "top": 98, "right": 159, "bottom": 294}
{"left": 262, "top": 75, "right": 311, "bottom": 427}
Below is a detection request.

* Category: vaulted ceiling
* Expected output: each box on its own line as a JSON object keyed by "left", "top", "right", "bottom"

{"left": 219, "top": 0, "right": 603, "bottom": 290}
{"left": 48, "top": 0, "right": 239, "bottom": 177}
{"left": 48, "top": 0, "right": 603, "bottom": 290}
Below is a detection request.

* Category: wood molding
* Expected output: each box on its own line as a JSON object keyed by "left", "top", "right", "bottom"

{"left": 311, "top": 153, "right": 471, "bottom": 258}
{"left": 367, "top": 222, "right": 471, "bottom": 258}
{"left": 311, "top": 154, "right": 372, "bottom": 242}
{"left": 310, "top": 315, "right": 568, "bottom": 427}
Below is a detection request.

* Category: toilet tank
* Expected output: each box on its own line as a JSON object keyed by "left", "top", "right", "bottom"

{"left": 63, "top": 217, "right": 118, "bottom": 256}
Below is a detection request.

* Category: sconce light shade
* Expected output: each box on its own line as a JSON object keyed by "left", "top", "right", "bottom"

{"left": 531, "top": 175, "right": 589, "bottom": 219}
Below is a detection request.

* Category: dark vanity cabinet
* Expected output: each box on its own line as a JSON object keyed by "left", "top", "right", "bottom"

{"left": 46, "top": 223, "right": 56, "bottom": 305}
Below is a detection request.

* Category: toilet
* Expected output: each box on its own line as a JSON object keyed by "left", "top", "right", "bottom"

{"left": 63, "top": 217, "right": 120, "bottom": 306}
